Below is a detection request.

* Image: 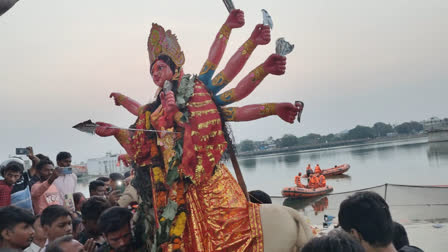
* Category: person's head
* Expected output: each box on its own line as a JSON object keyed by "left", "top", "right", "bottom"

{"left": 0, "top": 206, "right": 35, "bottom": 249}
{"left": 35, "top": 154, "right": 49, "bottom": 161}
{"left": 298, "top": 172, "right": 302, "bottom": 176}
{"left": 41, "top": 205, "right": 73, "bottom": 242}
{"left": 73, "top": 192, "right": 86, "bottom": 212}
{"left": 81, "top": 196, "right": 111, "bottom": 237}
{"left": 338, "top": 192, "right": 393, "bottom": 250}
{"left": 248, "top": 190, "right": 272, "bottom": 204}
{"left": 89, "top": 180, "right": 106, "bottom": 197}
{"left": 56, "top": 152, "right": 72, "bottom": 168}
{"left": 109, "top": 173, "right": 125, "bottom": 191}
{"left": 31, "top": 215, "right": 47, "bottom": 243}
{"left": 302, "top": 229, "right": 365, "bottom": 252}
{"left": 123, "top": 171, "right": 131, "bottom": 179}
{"left": 46, "top": 235, "right": 85, "bottom": 252}
{"left": 98, "top": 207, "right": 133, "bottom": 252}
{"left": 0, "top": 159, "right": 24, "bottom": 186}
{"left": 150, "top": 55, "right": 176, "bottom": 88}
{"left": 96, "top": 177, "right": 111, "bottom": 191}
{"left": 392, "top": 221, "right": 409, "bottom": 250}
{"left": 36, "top": 159, "right": 55, "bottom": 181}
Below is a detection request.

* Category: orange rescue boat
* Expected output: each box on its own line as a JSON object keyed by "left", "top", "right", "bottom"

{"left": 302, "top": 164, "right": 350, "bottom": 178}
{"left": 281, "top": 185, "right": 334, "bottom": 199}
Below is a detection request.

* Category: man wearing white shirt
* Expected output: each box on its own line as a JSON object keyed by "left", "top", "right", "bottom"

{"left": 52, "top": 152, "right": 77, "bottom": 208}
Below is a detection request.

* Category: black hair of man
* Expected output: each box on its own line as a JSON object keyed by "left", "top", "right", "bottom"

{"left": 96, "top": 177, "right": 110, "bottom": 183}
{"left": 46, "top": 235, "right": 73, "bottom": 252}
{"left": 36, "top": 159, "right": 54, "bottom": 171}
{"left": 89, "top": 180, "right": 105, "bottom": 194}
{"left": 40, "top": 205, "right": 71, "bottom": 227}
{"left": 81, "top": 196, "right": 111, "bottom": 221}
{"left": 56, "top": 152, "right": 71, "bottom": 162}
{"left": 248, "top": 190, "right": 272, "bottom": 204}
{"left": 109, "top": 173, "right": 124, "bottom": 182}
{"left": 338, "top": 191, "right": 393, "bottom": 248}
{"left": 35, "top": 154, "right": 49, "bottom": 161}
{"left": 302, "top": 229, "right": 365, "bottom": 252}
{"left": 98, "top": 207, "right": 132, "bottom": 234}
{"left": 392, "top": 221, "right": 409, "bottom": 250}
{"left": 73, "top": 192, "right": 84, "bottom": 207}
{"left": 0, "top": 161, "right": 24, "bottom": 177}
{"left": 0, "top": 206, "right": 35, "bottom": 241}
{"left": 124, "top": 171, "right": 131, "bottom": 179}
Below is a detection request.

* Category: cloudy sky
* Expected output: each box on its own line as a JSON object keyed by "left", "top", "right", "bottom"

{"left": 1, "top": 0, "right": 447, "bottom": 163}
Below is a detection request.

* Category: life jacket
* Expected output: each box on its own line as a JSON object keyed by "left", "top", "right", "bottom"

{"left": 319, "top": 175, "right": 326, "bottom": 187}
{"left": 295, "top": 176, "right": 304, "bottom": 188}
{"left": 314, "top": 165, "right": 322, "bottom": 174}
{"left": 310, "top": 176, "right": 319, "bottom": 188}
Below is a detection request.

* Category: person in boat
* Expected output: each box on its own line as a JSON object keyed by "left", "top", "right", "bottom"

{"left": 309, "top": 174, "right": 319, "bottom": 189}
{"left": 314, "top": 164, "right": 322, "bottom": 174}
{"left": 318, "top": 174, "right": 326, "bottom": 188}
{"left": 306, "top": 164, "right": 313, "bottom": 177}
{"left": 295, "top": 172, "right": 305, "bottom": 188}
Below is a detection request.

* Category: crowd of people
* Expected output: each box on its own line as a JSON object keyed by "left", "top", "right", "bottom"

{"left": 0, "top": 147, "right": 139, "bottom": 251}
{"left": 294, "top": 164, "right": 327, "bottom": 189}
{"left": 0, "top": 148, "right": 425, "bottom": 251}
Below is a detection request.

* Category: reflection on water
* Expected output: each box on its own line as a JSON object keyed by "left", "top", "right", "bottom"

{"left": 240, "top": 159, "right": 256, "bottom": 169}
{"left": 326, "top": 174, "right": 351, "bottom": 181}
{"left": 283, "top": 196, "right": 329, "bottom": 216}
{"left": 283, "top": 154, "right": 300, "bottom": 165}
{"left": 427, "top": 142, "right": 448, "bottom": 162}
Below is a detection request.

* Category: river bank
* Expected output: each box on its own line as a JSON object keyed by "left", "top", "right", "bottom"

{"left": 237, "top": 133, "right": 428, "bottom": 158}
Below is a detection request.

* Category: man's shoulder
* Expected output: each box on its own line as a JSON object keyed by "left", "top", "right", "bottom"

{"left": 398, "top": 245, "right": 424, "bottom": 252}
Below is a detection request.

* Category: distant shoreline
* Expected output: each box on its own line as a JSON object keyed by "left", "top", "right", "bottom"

{"left": 237, "top": 134, "right": 428, "bottom": 158}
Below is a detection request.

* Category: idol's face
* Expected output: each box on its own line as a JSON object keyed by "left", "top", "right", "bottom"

{"left": 151, "top": 60, "right": 173, "bottom": 88}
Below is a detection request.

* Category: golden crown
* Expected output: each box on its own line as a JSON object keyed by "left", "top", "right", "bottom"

{"left": 147, "top": 23, "right": 185, "bottom": 68}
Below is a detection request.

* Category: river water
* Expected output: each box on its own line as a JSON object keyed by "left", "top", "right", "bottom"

{"left": 77, "top": 137, "right": 448, "bottom": 223}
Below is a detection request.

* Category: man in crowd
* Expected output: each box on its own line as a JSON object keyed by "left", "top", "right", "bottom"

{"left": 46, "top": 235, "right": 95, "bottom": 252}
{"left": 73, "top": 192, "right": 86, "bottom": 219}
{"left": 89, "top": 180, "right": 107, "bottom": 197}
{"left": 53, "top": 152, "right": 77, "bottom": 208}
{"left": 31, "top": 159, "right": 62, "bottom": 214}
{"left": 0, "top": 206, "right": 35, "bottom": 250}
{"left": 97, "top": 207, "right": 136, "bottom": 252}
{"left": 0, "top": 159, "right": 24, "bottom": 207}
{"left": 96, "top": 177, "right": 111, "bottom": 193}
{"left": 24, "top": 215, "right": 47, "bottom": 252}
{"left": 78, "top": 197, "right": 111, "bottom": 245}
{"left": 338, "top": 191, "right": 397, "bottom": 252}
{"left": 41, "top": 205, "right": 73, "bottom": 244}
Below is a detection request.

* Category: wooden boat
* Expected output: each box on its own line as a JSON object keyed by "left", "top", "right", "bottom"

{"left": 281, "top": 185, "right": 334, "bottom": 199}
{"left": 302, "top": 164, "right": 350, "bottom": 178}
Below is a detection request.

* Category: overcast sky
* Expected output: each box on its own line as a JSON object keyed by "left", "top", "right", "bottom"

{"left": 1, "top": 0, "right": 447, "bottom": 163}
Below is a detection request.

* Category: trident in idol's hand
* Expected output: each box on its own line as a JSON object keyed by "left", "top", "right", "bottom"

{"left": 223, "top": 0, "right": 235, "bottom": 13}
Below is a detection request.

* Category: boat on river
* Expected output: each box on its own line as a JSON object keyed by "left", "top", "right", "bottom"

{"left": 281, "top": 185, "right": 334, "bottom": 199}
{"left": 302, "top": 164, "right": 350, "bottom": 178}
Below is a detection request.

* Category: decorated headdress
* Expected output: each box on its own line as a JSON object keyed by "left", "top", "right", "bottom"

{"left": 147, "top": 23, "right": 185, "bottom": 69}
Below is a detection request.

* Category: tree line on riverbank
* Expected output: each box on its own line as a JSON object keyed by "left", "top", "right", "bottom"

{"left": 238, "top": 121, "right": 425, "bottom": 152}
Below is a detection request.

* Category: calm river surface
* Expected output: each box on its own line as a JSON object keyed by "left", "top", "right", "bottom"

{"left": 78, "top": 137, "right": 448, "bottom": 198}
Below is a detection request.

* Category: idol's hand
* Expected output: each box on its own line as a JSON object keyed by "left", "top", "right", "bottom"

{"left": 276, "top": 103, "right": 300, "bottom": 124}
{"left": 263, "top": 54, "right": 287, "bottom": 75}
{"left": 250, "top": 24, "right": 271, "bottom": 45}
{"left": 225, "top": 9, "right": 245, "bottom": 29}
{"left": 95, "top": 122, "right": 119, "bottom": 137}
{"left": 118, "top": 154, "right": 130, "bottom": 167}
{"left": 160, "top": 91, "right": 178, "bottom": 115}
{"left": 109, "top": 92, "right": 124, "bottom": 106}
